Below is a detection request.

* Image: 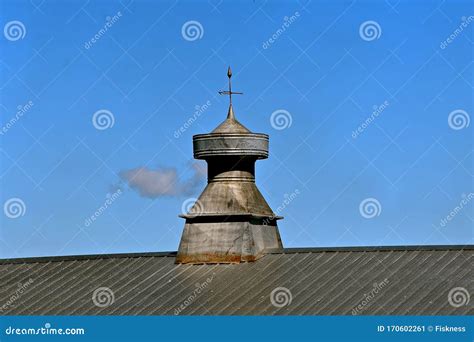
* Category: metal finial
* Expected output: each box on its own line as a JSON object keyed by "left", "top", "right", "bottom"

{"left": 219, "top": 66, "right": 242, "bottom": 108}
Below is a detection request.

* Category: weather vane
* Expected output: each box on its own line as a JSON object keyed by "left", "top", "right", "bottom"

{"left": 218, "top": 66, "right": 243, "bottom": 106}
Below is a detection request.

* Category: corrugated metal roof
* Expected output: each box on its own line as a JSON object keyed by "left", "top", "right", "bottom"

{"left": 0, "top": 246, "right": 472, "bottom": 315}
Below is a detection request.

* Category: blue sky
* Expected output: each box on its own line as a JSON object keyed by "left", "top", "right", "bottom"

{"left": 0, "top": 0, "right": 472, "bottom": 258}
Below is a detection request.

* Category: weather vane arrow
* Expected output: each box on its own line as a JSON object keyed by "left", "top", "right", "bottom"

{"left": 218, "top": 66, "right": 243, "bottom": 106}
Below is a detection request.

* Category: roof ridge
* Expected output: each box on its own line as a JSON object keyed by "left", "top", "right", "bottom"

{"left": 0, "top": 245, "right": 472, "bottom": 265}
{"left": 0, "top": 251, "right": 178, "bottom": 265}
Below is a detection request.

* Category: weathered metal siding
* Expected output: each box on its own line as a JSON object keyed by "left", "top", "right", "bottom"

{"left": 176, "top": 220, "right": 282, "bottom": 264}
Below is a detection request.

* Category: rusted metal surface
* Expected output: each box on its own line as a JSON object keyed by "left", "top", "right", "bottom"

{"left": 176, "top": 68, "right": 283, "bottom": 264}
{"left": 175, "top": 252, "right": 252, "bottom": 264}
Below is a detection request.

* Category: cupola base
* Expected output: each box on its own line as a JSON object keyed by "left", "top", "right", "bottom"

{"left": 176, "top": 217, "right": 282, "bottom": 264}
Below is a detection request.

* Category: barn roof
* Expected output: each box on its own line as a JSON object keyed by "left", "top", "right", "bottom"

{"left": 0, "top": 245, "right": 472, "bottom": 315}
